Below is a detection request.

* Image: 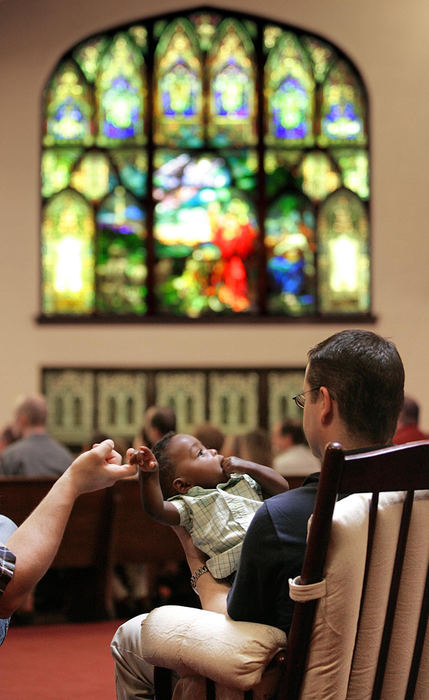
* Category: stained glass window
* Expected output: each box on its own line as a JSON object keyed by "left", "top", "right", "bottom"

{"left": 40, "top": 8, "right": 371, "bottom": 321}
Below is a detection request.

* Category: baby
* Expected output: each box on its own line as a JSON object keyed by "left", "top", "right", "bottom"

{"left": 129, "top": 431, "right": 289, "bottom": 582}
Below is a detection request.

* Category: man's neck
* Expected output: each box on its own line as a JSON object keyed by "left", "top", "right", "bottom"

{"left": 21, "top": 426, "right": 47, "bottom": 438}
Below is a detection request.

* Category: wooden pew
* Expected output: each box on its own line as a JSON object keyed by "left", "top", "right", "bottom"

{"left": 0, "top": 476, "right": 117, "bottom": 619}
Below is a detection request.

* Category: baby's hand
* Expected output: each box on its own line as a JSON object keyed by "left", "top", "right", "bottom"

{"left": 128, "top": 446, "right": 158, "bottom": 472}
{"left": 221, "top": 456, "right": 246, "bottom": 478}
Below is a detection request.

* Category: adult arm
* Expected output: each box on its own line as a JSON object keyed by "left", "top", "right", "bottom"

{"left": 172, "top": 526, "right": 230, "bottom": 614}
{"left": 0, "top": 440, "right": 137, "bottom": 618}
{"left": 130, "top": 447, "right": 180, "bottom": 525}
{"left": 222, "top": 456, "right": 289, "bottom": 497}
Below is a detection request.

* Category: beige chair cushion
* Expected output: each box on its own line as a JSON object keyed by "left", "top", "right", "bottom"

{"left": 141, "top": 490, "right": 429, "bottom": 699}
{"left": 293, "top": 490, "right": 429, "bottom": 700}
{"left": 141, "top": 605, "right": 286, "bottom": 691}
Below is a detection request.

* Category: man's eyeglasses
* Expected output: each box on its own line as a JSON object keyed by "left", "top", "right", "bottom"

{"left": 292, "top": 386, "right": 321, "bottom": 409}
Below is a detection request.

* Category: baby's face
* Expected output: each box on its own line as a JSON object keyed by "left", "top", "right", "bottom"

{"left": 169, "top": 434, "right": 227, "bottom": 490}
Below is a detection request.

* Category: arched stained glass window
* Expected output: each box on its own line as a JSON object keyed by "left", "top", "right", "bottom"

{"left": 41, "top": 190, "right": 95, "bottom": 314}
{"left": 154, "top": 19, "right": 203, "bottom": 147}
{"left": 265, "top": 31, "right": 315, "bottom": 146}
{"left": 208, "top": 19, "right": 257, "bottom": 146}
{"left": 95, "top": 33, "right": 146, "bottom": 146}
{"left": 318, "top": 189, "right": 370, "bottom": 312}
{"left": 40, "top": 8, "right": 371, "bottom": 322}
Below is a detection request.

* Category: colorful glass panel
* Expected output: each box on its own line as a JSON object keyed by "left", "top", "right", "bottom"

{"left": 153, "top": 152, "right": 258, "bottom": 316}
{"left": 332, "top": 148, "right": 369, "bottom": 199}
{"left": 265, "top": 193, "right": 316, "bottom": 315}
{"left": 42, "top": 190, "right": 95, "bottom": 314}
{"left": 265, "top": 32, "right": 315, "bottom": 146}
{"left": 73, "top": 36, "right": 110, "bottom": 83}
{"left": 40, "top": 11, "right": 370, "bottom": 320}
{"left": 97, "top": 186, "right": 145, "bottom": 236}
{"left": 318, "top": 189, "right": 370, "bottom": 312}
{"left": 208, "top": 20, "right": 256, "bottom": 146}
{"left": 154, "top": 20, "right": 203, "bottom": 147}
{"left": 96, "top": 187, "right": 146, "bottom": 313}
{"left": 44, "top": 62, "right": 93, "bottom": 146}
{"left": 110, "top": 149, "right": 147, "bottom": 197}
{"left": 319, "top": 60, "right": 367, "bottom": 146}
{"left": 302, "top": 36, "right": 336, "bottom": 83}
{"left": 190, "top": 11, "right": 221, "bottom": 50}
{"left": 265, "top": 150, "right": 303, "bottom": 199}
{"left": 96, "top": 33, "right": 145, "bottom": 146}
{"left": 298, "top": 151, "right": 341, "bottom": 201}
{"left": 70, "top": 151, "right": 118, "bottom": 202}
{"left": 41, "top": 148, "right": 82, "bottom": 198}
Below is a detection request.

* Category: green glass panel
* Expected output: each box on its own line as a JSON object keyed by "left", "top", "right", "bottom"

{"left": 332, "top": 148, "right": 369, "bottom": 199}
{"left": 318, "top": 60, "right": 367, "bottom": 147}
{"left": 265, "top": 193, "right": 316, "bottom": 315}
{"left": 110, "top": 149, "right": 147, "bottom": 197}
{"left": 298, "top": 151, "right": 341, "bottom": 201}
{"left": 208, "top": 20, "right": 256, "bottom": 147}
{"left": 318, "top": 189, "right": 370, "bottom": 312}
{"left": 43, "top": 61, "right": 93, "bottom": 146}
{"left": 96, "top": 233, "right": 147, "bottom": 314}
{"left": 265, "top": 32, "right": 315, "bottom": 146}
{"left": 96, "top": 187, "right": 146, "bottom": 314}
{"left": 42, "top": 190, "right": 95, "bottom": 314}
{"left": 70, "top": 150, "right": 118, "bottom": 202}
{"left": 41, "top": 148, "right": 82, "bottom": 198}
{"left": 301, "top": 36, "right": 336, "bottom": 83}
{"left": 97, "top": 186, "right": 145, "bottom": 236}
{"left": 264, "top": 150, "right": 303, "bottom": 198}
{"left": 73, "top": 36, "right": 110, "bottom": 82}
{"left": 154, "top": 19, "right": 203, "bottom": 147}
{"left": 96, "top": 33, "right": 146, "bottom": 146}
{"left": 128, "top": 25, "right": 147, "bottom": 49}
{"left": 190, "top": 11, "right": 221, "bottom": 51}
{"left": 264, "top": 25, "right": 283, "bottom": 52}
{"left": 153, "top": 152, "right": 258, "bottom": 316}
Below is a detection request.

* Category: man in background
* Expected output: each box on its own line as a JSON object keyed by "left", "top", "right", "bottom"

{"left": 393, "top": 395, "right": 428, "bottom": 444}
{"left": 135, "top": 406, "right": 177, "bottom": 449}
{"left": 271, "top": 418, "right": 319, "bottom": 477}
{"left": 0, "top": 394, "right": 73, "bottom": 477}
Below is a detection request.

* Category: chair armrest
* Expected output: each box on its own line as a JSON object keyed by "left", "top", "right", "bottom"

{"left": 141, "top": 605, "right": 287, "bottom": 691}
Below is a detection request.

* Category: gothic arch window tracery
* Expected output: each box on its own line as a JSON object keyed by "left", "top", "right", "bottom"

{"left": 40, "top": 8, "right": 371, "bottom": 322}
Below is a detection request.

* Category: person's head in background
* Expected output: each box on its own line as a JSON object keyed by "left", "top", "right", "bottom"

{"left": 271, "top": 419, "right": 307, "bottom": 457}
{"left": 0, "top": 424, "right": 18, "bottom": 455}
{"left": 396, "top": 396, "right": 420, "bottom": 429}
{"left": 303, "top": 329, "right": 404, "bottom": 459}
{"left": 135, "top": 406, "right": 177, "bottom": 449}
{"left": 222, "top": 428, "right": 272, "bottom": 467}
{"left": 393, "top": 395, "right": 428, "bottom": 445}
{"left": 13, "top": 394, "right": 48, "bottom": 438}
{"left": 193, "top": 422, "right": 225, "bottom": 453}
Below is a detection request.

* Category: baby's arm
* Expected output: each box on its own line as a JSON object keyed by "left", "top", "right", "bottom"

{"left": 129, "top": 447, "right": 180, "bottom": 526}
{"left": 222, "top": 456, "right": 289, "bottom": 497}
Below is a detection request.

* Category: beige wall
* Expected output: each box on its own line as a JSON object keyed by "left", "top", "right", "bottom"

{"left": 1, "top": 0, "right": 428, "bottom": 429}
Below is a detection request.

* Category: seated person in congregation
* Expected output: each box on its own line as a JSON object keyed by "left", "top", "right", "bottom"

{"left": 130, "top": 432, "right": 288, "bottom": 582}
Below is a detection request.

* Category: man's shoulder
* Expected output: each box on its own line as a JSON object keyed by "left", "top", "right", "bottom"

{"left": 263, "top": 474, "right": 320, "bottom": 519}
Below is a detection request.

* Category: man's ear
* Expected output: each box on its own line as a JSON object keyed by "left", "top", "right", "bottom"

{"left": 173, "top": 476, "right": 193, "bottom": 494}
{"left": 319, "top": 386, "right": 334, "bottom": 424}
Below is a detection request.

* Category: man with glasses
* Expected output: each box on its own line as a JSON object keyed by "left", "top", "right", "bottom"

{"left": 112, "top": 329, "right": 405, "bottom": 699}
